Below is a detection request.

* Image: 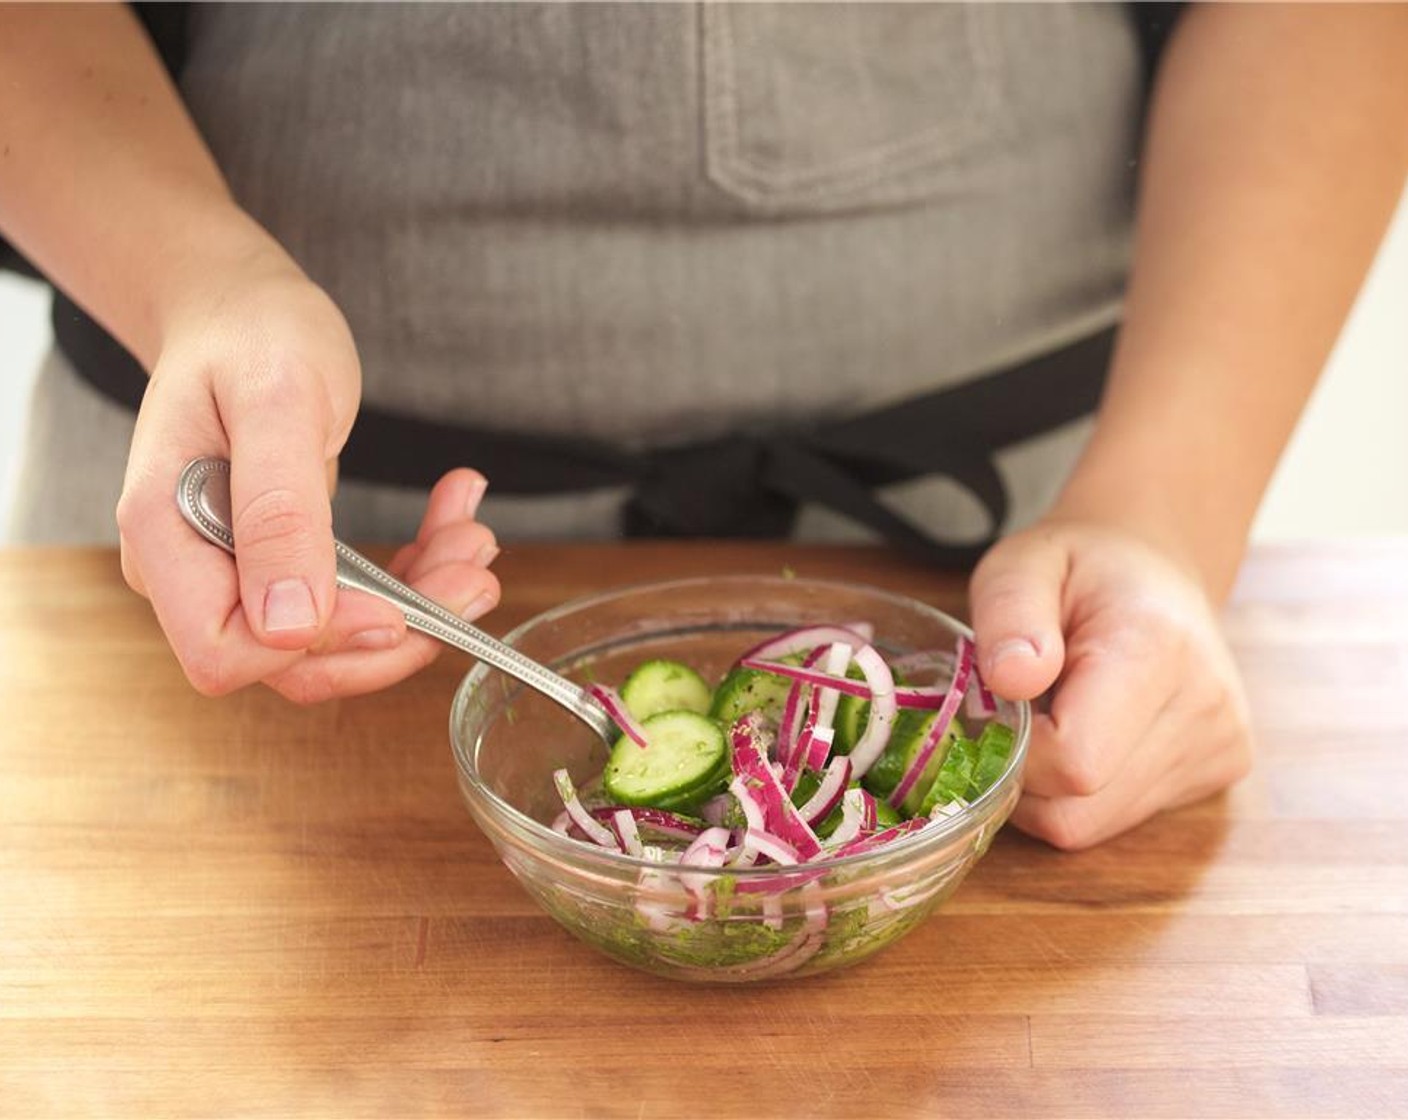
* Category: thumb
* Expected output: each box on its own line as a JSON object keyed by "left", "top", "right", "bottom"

{"left": 968, "top": 530, "right": 1068, "bottom": 701}
{"left": 225, "top": 380, "right": 341, "bottom": 650}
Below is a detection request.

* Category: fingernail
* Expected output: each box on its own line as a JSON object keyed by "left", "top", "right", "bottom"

{"left": 463, "top": 591, "right": 497, "bottom": 621}
{"left": 465, "top": 476, "right": 488, "bottom": 519}
{"left": 347, "top": 627, "right": 402, "bottom": 651}
{"left": 265, "top": 578, "right": 318, "bottom": 632}
{"left": 987, "top": 637, "right": 1040, "bottom": 672}
{"left": 475, "top": 543, "right": 500, "bottom": 567}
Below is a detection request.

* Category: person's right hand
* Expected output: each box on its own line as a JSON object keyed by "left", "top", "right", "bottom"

{"left": 116, "top": 250, "right": 501, "bottom": 703}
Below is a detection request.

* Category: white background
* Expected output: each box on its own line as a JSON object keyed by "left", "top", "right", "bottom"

{"left": 3, "top": 185, "right": 1407, "bottom": 543}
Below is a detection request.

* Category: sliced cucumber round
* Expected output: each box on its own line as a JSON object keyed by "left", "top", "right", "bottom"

{"left": 602, "top": 710, "right": 730, "bottom": 812}
{"left": 620, "top": 659, "right": 712, "bottom": 722}
{"left": 709, "top": 667, "right": 794, "bottom": 726}
{"left": 863, "top": 710, "right": 965, "bottom": 815}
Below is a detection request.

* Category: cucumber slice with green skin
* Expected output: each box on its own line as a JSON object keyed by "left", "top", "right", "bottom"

{"left": 619, "top": 659, "right": 712, "bottom": 722}
{"left": 602, "top": 710, "right": 730, "bottom": 812}
{"left": 831, "top": 665, "right": 870, "bottom": 755}
{"left": 862, "top": 710, "right": 965, "bottom": 815}
{"left": 833, "top": 662, "right": 907, "bottom": 755}
{"left": 873, "top": 798, "right": 903, "bottom": 828}
{"left": 920, "top": 735, "right": 980, "bottom": 815}
{"left": 966, "top": 722, "right": 1016, "bottom": 800}
{"left": 709, "top": 666, "right": 795, "bottom": 725}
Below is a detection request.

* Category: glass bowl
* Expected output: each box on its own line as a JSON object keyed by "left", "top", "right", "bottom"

{"left": 449, "top": 575, "right": 1029, "bottom": 983}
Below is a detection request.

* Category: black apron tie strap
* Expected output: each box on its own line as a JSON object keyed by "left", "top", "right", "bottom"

{"left": 52, "top": 288, "right": 1114, "bottom": 567}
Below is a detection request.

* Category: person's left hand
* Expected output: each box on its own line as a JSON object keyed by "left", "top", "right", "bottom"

{"left": 967, "top": 519, "right": 1253, "bottom": 849}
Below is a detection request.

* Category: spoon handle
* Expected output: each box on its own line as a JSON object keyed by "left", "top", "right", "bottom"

{"left": 177, "top": 457, "right": 615, "bottom": 742}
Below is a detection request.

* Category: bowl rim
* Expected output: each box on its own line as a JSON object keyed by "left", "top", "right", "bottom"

{"left": 449, "top": 573, "right": 1031, "bottom": 877}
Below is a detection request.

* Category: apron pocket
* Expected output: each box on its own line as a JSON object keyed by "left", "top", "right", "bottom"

{"left": 700, "top": 1, "right": 1006, "bottom": 214}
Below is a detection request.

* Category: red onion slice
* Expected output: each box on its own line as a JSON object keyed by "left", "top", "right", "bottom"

{"left": 887, "top": 636, "right": 975, "bottom": 810}
{"left": 612, "top": 809, "right": 644, "bottom": 857}
{"left": 552, "top": 769, "right": 620, "bottom": 850}
{"left": 744, "top": 828, "right": 802, "bottom": 866}
{"left": 895, "top": 686, "right": 950, "bottom": 710}
{"left": 589, "top": 806, "right": 705, "bottom": 841}
{"left": 833, "top": 816, "right": 932, "bottom": 858}
{"left": 678, "top": 826, "right": 731, "bottom": 919}
{"left": 824, "top": 788, "right": 867, "bottom": 848}
{"left": 730, "top": 715, "right": 824, "bottom": 861}
{"left": 586, "top": 683, "right": 649, "bottom": 748}
{"left": 801, "top": 725, "right": 835, "bottom": 775}
{"left": 739, "top": 656, "right": 873, "bottom": 699}
{"left": 810, "top": 643, "right": 853, "bottom": 736}
{"left": 966, "top": 670, "right": 998, "bottom": 719}
{"left": 796, "top": 754, "right": 852, "bottom": 826}
{"left": 845, "top": 645, "right": 898, "bottom": 780}
{"left": 739, "top": 624, "right": 873, "bottom": 664}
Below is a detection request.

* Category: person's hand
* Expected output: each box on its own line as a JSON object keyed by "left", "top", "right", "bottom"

{"left": 115, "top": 251, "right": 500, "bottom": 703}
{"left": 968, "top": 519, "right": 1252, "bottom": 849}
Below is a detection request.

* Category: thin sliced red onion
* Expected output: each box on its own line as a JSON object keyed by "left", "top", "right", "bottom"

{"left": 680, "top": 826, "right": 731, "bottom": 865}
{"left": 966, "top": 669, "right": 998, "bottom": 719}
{"left": 699, "top": 793, "right": 731, "bottom": 828}
{"left": 761, "top": 894, "right": 785, "bottom": 931}
{"left": 811, "top": 642, "right": 853, "bottom": 736}
{"left": 833, "top": 816, "right": 931, "bottom": 858}
{"left": 612, "top": 809, "right": 644, "bottom": 857}
{"left": 635, "top": 868, "right": 691, "bottom": 933}
{"left": 730, "top": 715, "right": 824, "bottom": 861}
{"left": 780, "top": 718, "right": 813, "bottom": 794}
{"left": 858, "top": 788, "right": 879, "bottom": 833}
{"left": 552, "top": 769, "right": 620, "bottom": 850}
{"left": 802, "top": 725, "right": 835, "bottom": 775}
{"left": 728, "top": 775, "right": 768, "bottom": 834}
{"left": 896, "top": 686, "right": 949, "bottom": 710}
{"left": 586, "top": 683, "right": 648, "bottom": 748}
{"left": 824, "top": 788, "right": 867, "bottom": 847}
{"left": 842, "top": 620, "right": 875, "bottom": 644}
{"left": 771, "top": 645, "right": 822, "bottom": 777}
{"left": 888, "top": 636, "right": 975, "bottom": 810}
{"left": 845, "top": 645, "right": 898, "bottom": 780}
{"left": 550, "top": 809, "right": 573, "bottom": 836}
{"left": 929, "top": 797, "right": 968, "bottom": 820}
{"left": 797, "top": 755, "right": 852, "bottom": 826}
{"left": 678, "top": 826, "right": 731, "bottom": 920}
{"left": 800, "top": 880, "right": 830, "bottom": 934}
{"left": 739, "top": 624, "right": 873, "bottom": 664}
{"left": 745, "top": 658, "right": 951, "bottom": 720}
{"left": 744, "top": 828, "right": 801, "bottom": 866}
{"left": 589, "top": 806, "right": 705, "bottom": 841}
{"left": 739, "top": 656, "right": 873, "bottom": 699}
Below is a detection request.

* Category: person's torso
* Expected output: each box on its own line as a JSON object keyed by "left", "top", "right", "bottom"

{"left": 179, "top": 2, "right": 1142, "bottom": 453}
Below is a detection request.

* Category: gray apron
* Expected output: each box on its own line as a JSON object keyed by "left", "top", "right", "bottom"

{"left": 12, "top": 2, "right": 1141, "bottom": 545}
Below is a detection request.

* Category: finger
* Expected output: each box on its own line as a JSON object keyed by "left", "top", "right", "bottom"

{"left": 1018, "top": 622, "right": 1179, "bottom": 800}
{"left": 118, "top": 488, "right": 307, "bottom": 695}
{"left": 223, "top": 368, "right": 341, "bottom": 650}
{"left": 402, "top": 519, "right": 499, "bottom": 584}
{"left": 386, "top": 470, "right": 490, "bottom": 578}
{"left": 416, "top": 469, "right": 489, "bottom": 546}
{"left": 311, "top": 587, "right": 408, "bottom": 654}
{"left": 265, "top": 559, "right": 501, "bottom": 704}
{"left": 969, "top": 532, "right": 1067, "bottom": 700}
{"left": 1011, "top": 709, "right": 1250, "bottom": 850}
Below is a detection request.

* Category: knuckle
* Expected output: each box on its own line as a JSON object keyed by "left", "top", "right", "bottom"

{"left": 1027, "top": 800, "right": 1098, "bottom": 853}
{"left": 180, "top": 645, "right": 240, "bottom": 698}
{"left": 274, "top": 664, "right": 339, "bottom": 707}
{"left": 1049, "top": 741, "right": 1109, "bottom": 799}
{"left": 233, "top": 488, "right": 321, "bottom": 559}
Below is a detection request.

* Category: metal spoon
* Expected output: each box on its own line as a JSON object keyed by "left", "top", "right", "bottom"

{"left": 176, "top": 457, "right": 616, "bottom": 743}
